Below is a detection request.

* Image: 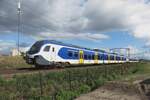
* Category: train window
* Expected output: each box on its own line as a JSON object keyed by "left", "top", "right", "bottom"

{"left": 117, "top": 56, "right": 120, "bottom": 60}
{"left": 74, "top": 52, "right": 78, "bottom": 58}
{"left": 88, "top": 55, "right": 91, "bottom": 60}
{"left": 99, "top": 54, "right": 103, "bottom": 60}
{"left": 104, "top": 55, "right": 108, "bottom": 60}
{"left": 68, "top": 51, "right": 73, "bottom": 57}
{"left": 110, "top": 56, "right": 113, "bottom": 60}
{"left": 116, "top": 56, "right": 118, "bottom": 60}
{"left": 52, "top": 47, "right": 55, "bottom": 52}
{"left": 84, "top": 54, "right": 87, "bottom": 59}
{"left": 44, "top": 46, "right": 50, "bottom": 52}
{"left": 98, "top": 54, "right": 101, "bottom": 60}
{"left": 92, "top": 55, "right": 95, "bottom": 60}
{"left": 124, "top": 58, "right": 126, "bottom": 61}
{"left": 98, "top": 55, "right": 100, "bottom": 60}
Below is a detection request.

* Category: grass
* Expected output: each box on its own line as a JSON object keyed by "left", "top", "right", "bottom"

{"left": 0, "top": 56, "right": 149, "bottom": 99}
{"left": 120, "top": 62, "right": 150, "bottom": 83}
{"left": 0, "top": 56, "right": 31, "bottom": 69}
{"left": 0, "top": 62, "right": 141, "bottom": 100}
{"left": 133, "top": 62, "right": 150, "bottom": 74}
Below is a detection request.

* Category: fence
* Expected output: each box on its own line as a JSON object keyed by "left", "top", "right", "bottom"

{"left": 0, "top": 63, "right": 138, "bottom": 100}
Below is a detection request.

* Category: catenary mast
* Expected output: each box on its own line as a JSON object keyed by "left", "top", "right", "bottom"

{"left": 17, "top": 0, "right": 21, "bottom": 55}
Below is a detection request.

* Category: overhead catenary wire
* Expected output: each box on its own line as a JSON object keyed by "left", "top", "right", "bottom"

{"left": 110, "top": 48, "right": 131, "bottom": 60}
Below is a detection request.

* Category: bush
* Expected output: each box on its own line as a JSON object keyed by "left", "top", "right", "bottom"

{"left": 94, "top": 77, "right": 106, "bottom": 87}
{"left": 78, "top": 84, "right": 91, "bottom": 94}
{"left": 56, "top": 90, "right": 78, "bottom": 100}
{"left": 0, "top": 76, "right": 5, "bottom": 86}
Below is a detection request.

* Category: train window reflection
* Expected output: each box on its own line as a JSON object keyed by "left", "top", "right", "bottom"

{"left": 44, "top": 46, "right": 50, "bottom": 52}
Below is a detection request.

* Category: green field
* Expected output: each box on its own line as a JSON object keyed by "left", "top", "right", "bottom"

{"left": 122, "top": 62, "right": 150, "bottom": 82}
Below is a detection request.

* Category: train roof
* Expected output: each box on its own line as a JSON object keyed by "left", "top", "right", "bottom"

{"left": 38, "top": 40, "right": 125, "bottom": 56}
{"left": 38, "top": 40, "right": 103, "bottom": 51}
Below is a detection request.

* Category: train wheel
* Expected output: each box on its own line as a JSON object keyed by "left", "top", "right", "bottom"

{"left": 35, "top": 64, "right": 41, "bottom": 68}
{"left": 55, "top": 62, "right": 61, "bottom": 67}
{"left": 56, "top": 62, "right": 65, "bottom": 68}
{"left": 64, "top": 62, "right": 70, "bottom": 67}
{"left": 61, "top": 63, "right": 66, "bottom": 68}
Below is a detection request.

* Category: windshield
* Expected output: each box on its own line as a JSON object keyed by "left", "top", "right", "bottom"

{"left": 28, "top": 41, "right": 43, "bottom": 54}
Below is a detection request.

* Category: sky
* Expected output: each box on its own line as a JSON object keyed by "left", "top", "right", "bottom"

{"left": 0, "top": 0, "right": 150, "bottom": 59}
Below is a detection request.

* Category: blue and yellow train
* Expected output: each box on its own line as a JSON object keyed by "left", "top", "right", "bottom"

{"left": 25, "top": 40, "right": 133, "bottom": 67}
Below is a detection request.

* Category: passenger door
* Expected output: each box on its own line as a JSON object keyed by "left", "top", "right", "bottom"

{"left": 79, "top": 50, "right": 84, "bottom": 64}
{"left": 51, "top": 46, "right": 56, "bottom": 61}
{"left": 94, "top": 52, "right": 98, "bottom": 64}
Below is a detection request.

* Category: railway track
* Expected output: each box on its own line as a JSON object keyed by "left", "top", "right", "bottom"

{"left": 0, "top": 63, "right": 131, "bottom": 79}
{"left": 0, "top": 67, "right": 63, "bottom": 79}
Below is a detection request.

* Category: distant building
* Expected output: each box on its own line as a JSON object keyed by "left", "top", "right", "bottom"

{"left": 11, "top": 47, "right": 30, "bottom": 56}
{"left": 11, "top": 48, "right": 21, "bottom": 56}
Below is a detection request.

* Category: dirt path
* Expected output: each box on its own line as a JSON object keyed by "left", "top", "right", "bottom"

{"left": 76, "top": 81, "right": 149, "bottom": 100}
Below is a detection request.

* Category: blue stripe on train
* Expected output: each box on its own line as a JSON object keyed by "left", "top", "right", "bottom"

{"left": 58, "top": 47, "right": 95, "bottom": 60}
{"left": 58, "top": 47, "right": 79, "bottom": 59}
{"left": 58, "top": 47, "right": 125, "bottom": 61}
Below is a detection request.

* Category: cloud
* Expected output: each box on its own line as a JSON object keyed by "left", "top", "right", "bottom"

{"left": 127, "top": 45, "right": 150, "bottom": 60}
{"left": 19, "top": 42, "right": 30, "bottom": 47}
{"left": 127, "top": 45, "right": 139, "bottom": 55}
{"left": 0, "top": 40, "right": 16, "bottom": 54}
{"left": 37, "top": 32, "right": 109, "bottom": 41}
{"left": 126, "top": 45, "right": 141, "bottom": 59}
{"left": 83, "top": 0, "right": 150, "bottom": 44}
{"left": 0, "top": 40, "right": 30, "bottom": 54}
{"left": 0, "top": 0, "right": 109, "bottom": 41}
{"left": 0, "top": 0, "right": 150, "bottom": 44}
